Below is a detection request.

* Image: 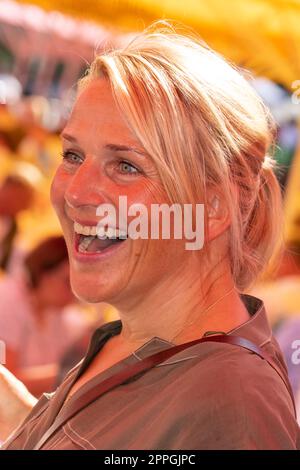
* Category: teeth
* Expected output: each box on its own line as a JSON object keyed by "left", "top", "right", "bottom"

{"left": 90, "top": 226, "right": 97, "bottom": 237}
{"left": 74, "top": 222, "right": 95, "bottom": 236}
{"left": 74, "top": 222, "right": 83, "bottom": 234}
{"left": 74, "top": 222, "right": 127, "bottom": 240}
{"left": 82, "top": 226, "right": 90, "bottom": 236}
{"left": 74, "top": 222, "right": 98, "bottom": 237}
{"left": 97, "top": 226, "right": 106, "bottom": 239}
{"left": 78, "top": 236, "right": 93, "bottom": 252}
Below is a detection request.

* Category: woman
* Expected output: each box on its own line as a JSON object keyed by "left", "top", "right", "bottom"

{"left": 1, "top": 22, "right": 300, "bottom": 450}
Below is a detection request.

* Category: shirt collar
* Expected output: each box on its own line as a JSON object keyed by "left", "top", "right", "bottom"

{"left": 227, "top": 294, "right": 272, "bottom": 347}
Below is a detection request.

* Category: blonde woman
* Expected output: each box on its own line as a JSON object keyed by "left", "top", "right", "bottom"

{"left": 1, "top": 22, "right": 300, "bottom": 450}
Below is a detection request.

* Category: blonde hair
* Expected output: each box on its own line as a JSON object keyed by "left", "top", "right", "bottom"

{"left": 78, "top": 21, "right": 282, "bottom": 291}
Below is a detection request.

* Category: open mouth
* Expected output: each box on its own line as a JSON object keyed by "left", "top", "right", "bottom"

{"left": 74, "top": 222, "right": 127, "bottom": 254}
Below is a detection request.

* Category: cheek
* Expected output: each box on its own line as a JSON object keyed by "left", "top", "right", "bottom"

{"left": 50, "top": 166, "right": 68, "bottom": 213}
{"left": 124, "top": 179, "right": 165, "bottom": 207}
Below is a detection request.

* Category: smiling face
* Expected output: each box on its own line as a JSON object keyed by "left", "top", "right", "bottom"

{"left": 51, "top": 78, "right": 191, "bottom": 305}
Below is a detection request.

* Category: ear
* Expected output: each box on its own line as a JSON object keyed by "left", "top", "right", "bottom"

{"left": 206, "top": 190, "right": 231, "bottom": 242}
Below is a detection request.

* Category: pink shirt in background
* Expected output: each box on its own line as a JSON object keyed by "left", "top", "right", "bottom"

{"left": 0, "top": 276, "right": 89, "bottom": 369}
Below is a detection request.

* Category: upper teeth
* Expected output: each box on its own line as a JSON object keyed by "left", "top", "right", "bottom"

{"left": 74, "top": 223, "right": 97, "bottom": 237}
{"left": 74, "top": 222, "right": 127, "bottom": 239}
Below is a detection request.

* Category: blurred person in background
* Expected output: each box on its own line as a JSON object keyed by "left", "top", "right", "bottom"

{"left": 0, "top": 236, "right": 89, "bottom": 397}
{"left": 0, "top": 163, "right": 40, "bottom": 273}
{"left": 0, "top": 174, "right": 34, "bottom": 271}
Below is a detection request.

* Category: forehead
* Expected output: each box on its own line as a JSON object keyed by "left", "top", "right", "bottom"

{"left": 75, "top": 78, "right": 113, "bottom": 110}
{"left": 69, "top": 79, "right": 116, "bottom": 126}
{"left": 64, "top": 78, "right": 133, "bottom": 142}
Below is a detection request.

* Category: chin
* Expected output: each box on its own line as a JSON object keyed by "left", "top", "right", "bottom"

{"left": 71, "top": 282, "right": 106, "bottom": 304}
{"left": 70, "top": 275, "right": 118, "bottom": 304}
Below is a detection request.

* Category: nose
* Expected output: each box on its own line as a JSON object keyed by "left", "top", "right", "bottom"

{"left": 65, "top": 156, "right": 107, "bottom": 209}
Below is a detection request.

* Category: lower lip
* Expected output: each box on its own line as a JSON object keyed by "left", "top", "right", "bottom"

{"left": 72, "top": 233, "right": 127, "bottom": 263}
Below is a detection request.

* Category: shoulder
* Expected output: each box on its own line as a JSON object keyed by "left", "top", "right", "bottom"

{"left": 175, "top": 339, "right": 290, "bottom": 410}
{"left": 167, "top": 341, "right": 299, "bottom": 449}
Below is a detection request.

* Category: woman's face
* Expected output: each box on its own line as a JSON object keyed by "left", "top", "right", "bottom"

{"left": 51, "top": 78, "right": 190, "bottom": 304}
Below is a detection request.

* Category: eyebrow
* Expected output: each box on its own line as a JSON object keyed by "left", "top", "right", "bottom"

{"left": 60, "top": 132, "right": 148, "bottom": 157}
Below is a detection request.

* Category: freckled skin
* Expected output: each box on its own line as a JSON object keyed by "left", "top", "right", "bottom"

{"left": 51, "top": 78, "right": 190, "bottom": 306}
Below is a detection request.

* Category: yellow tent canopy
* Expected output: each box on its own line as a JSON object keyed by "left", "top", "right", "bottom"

{"left": 16, "top": 0, "right": 300, "bottom": 89}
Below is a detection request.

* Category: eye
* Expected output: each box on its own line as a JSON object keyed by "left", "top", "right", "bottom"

{"left": 61, "top": 150, "right": 83, "bottom": 165}
{"left": 118, "top": 160, "right": 139, "bottom": 175}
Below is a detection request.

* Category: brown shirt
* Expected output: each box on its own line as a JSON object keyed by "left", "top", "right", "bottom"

{"left": 2, "top": 295, "right": 300, "bottom": 450}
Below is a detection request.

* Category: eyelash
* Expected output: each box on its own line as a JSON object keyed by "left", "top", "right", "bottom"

{"left": 61, "top": 150, "right": 83, "bottom": 165}
{"left": 118, "top": 160, "right": 140, "bottom": 175}
{"left": 61, "top": 150, "right": 141, "bottom": 176}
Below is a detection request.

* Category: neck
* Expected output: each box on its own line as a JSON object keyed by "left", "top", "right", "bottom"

{"left": 111, "top": 258, "right": 250, "bottom": 351}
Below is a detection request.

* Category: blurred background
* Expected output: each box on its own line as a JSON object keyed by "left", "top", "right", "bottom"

{"left": 0, "top": 0, "right": 300, "bottom": 416}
